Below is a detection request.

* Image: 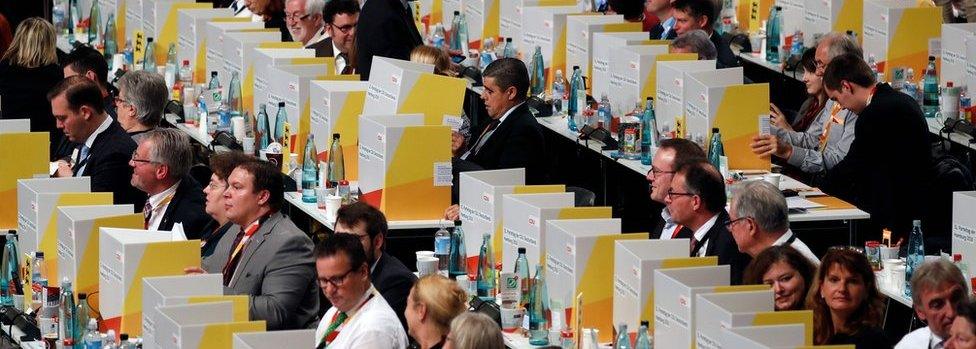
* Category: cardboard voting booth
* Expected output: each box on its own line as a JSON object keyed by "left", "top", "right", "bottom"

{"left": 142, "top": 0, "right": 211, "bottom": 66}
{"left": 251, "top": 49, "right": 319, "bottom": 126}
{"left": 500, "top": 0, "right": 575, "bottom": 56}
{"left": 653, "top": 265, "right": 769, "bottom": 349}
{"left": 155, "top": 301, "right": 265, "bottom": 349}
{"left": 500, "top": 193, "right": 611, "bottom": 272}
{"left": 544, "top": 219, "right": 647, "bottom": 342}
{"left": 99, "top": 228, "right": 200, "bottom": 335}
{"left": 266, "top": 63, "right": 334, "bottom": 157}
{"left": 205, "top": 21, "right": 268, "bottom": 86}
{"left": 142, "top": 274, "right": 247, "bottom": 349}
{"left": 521, "top": 6, "right": 579, "bottom": 93}
{"left": 227, "top": 41, "right": 301, "bottom": 115}
{"left": 233, "top": 329, "right": 316, "bottom": 349}
{"left": 802, "top": 0, "right": 863, "bottom": 47}
{"left": 176, "top": 9, "right": 241, "bottom": 84}
{"left": 463, "top": 0, "right": 501, "bottom": 49}
{"left": 458, "top": 169, "right": 564, "bottom": 269}
{"left": 441, "top": 0, "right": 463, "bottom": 31}
{"left": 57, "top": 205, "right": 141, "bottom": 307}
{"left": 952, "top": 192, "right": 976, "bottom": 274}
{"left": 942, "top": 24, "right": 976, "bottom": 88}
{"left": 0, "top": 121, "right": 48, "bottom": 229}
{"left": 358, "top": 114, "right": 452, "bottom": 220}
{"left": 612, "top": 240, "right": 718, "bottom": 333}
{"left": 309, "top": 81, "right": 369, "bottom": 180}
{"left": 695, "top": 290, "right": 815, "bottom": 349}
{"left": 721, "top": 324, "right": 809, "bottom": 348}
{"left": 565, "top": 15, "right": 639, "bottom": 91}
{"left": 125, "top": 0, "right": 144, "bottom": 43}
{"left": 609, "top": 45, "right": 697, "bottom": 119}
{"left": 683, "top": 68, "right": 771, "bottom": 171}
{"left": 655, "top": 60, "right": 717, "bottom": 137}
{"left": 862, "top": 0, "right": 941, "bottom": 82}
{"left": 591, "top": 32, "right": 656, "bottom": 108}
{"left": 17, "top": 178, "right": 113, "bottom": 289}
{"left": 96, "top": 0, "right": 127, "bottom": 46}
{"left": 362, "top": 57, "right": 466, "bottom": 126}
{"left": 968, "top": 35, "right": 976, "bottom": 94}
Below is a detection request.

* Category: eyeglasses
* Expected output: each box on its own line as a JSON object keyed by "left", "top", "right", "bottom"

{"left": 723, "top": 216, "right": 751, "bottom": 230}
{"left": 666, "top": 188, "right": 696, "bottom": 200}
{"left": 285, "top": 13, "right": 311, "bottom": 22}
{"left": 130, "top": 151, "right": 160, "bottom": 165}
{"left": 114, "top": 96, "right": 131, "bottom": 106}
{"left": 319, "top": 266, "right": 359, "bottom": 288}
{"left": 207, "top": 180, "right": 227, "bottom": 191}
{"left": 648, "top": 166, "right": 675, "bottom": 177}
{"left": 330, "top": 22, "right": 357, "bottom": 34}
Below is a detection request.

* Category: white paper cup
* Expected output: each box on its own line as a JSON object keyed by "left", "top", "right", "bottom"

{"left": 500, "top": 307, "right": 523, "bottom": 333}
{"left": 416, "top": 251, "right": 435, "bottom": 260}
{"left": 880, "top": 246, "right": 899, "bottom": 261}
{"left": 891, "top": 265, "right": 907, "bottom": 293}
{"left": 417, "top": 256, "right": 439, "bottom": 276}
{"left": 242, "top": 136, "right": 255, "bottom": 156}
{"left": 325, "top": 195, "right": 342, "bottom": 221}
{"left": 750, "top": 35, "right": 764, "bottom": 53}
{"left": 763, "top": 173, "right": 782, "bottom": 188}
{"left": 316, "top": 188, "right": 329, "bottom": 209}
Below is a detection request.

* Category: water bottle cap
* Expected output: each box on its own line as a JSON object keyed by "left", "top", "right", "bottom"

{"left": 573, "top": 65, "right": 580, "bottom": 70}
{"left": 506, "top": 38, "right": 512, "bottom": 42}
{"left": 147, "top": 37, "right": 154, "bottom": 42}
{"left": 641, "top": 320, "right": 649, "bottom": 326}
{"left": 78, "top": 292, "right": 87, "bottom": 298}
{"left": 948, "top": 81, "right": 954, "bottom": 87}
{"left": 333, "top": 133, "right": 340, "bottom": 139}
{"left": 518, "top": 247, "right": 526, "bottom": 254}
{"left": 775, "top": 5, "right": 782, "bottom": 9}
{"left": 278, "top": 101, "right": 286, "bottom": 107}
{"left": 454, "top": 10, "right": 460, "bottom": 14}
{"left": 121, "top": 334, "right": 129, "bottom": 340}
{"left": 955, "top": 254, "right": 962, "bottom": 261}
{"left": 929, "top": 55, "right": 935, "bottom": 61}
{"left": 340, "top": 180, "right": 349, "bottom": 185}
{"left": 36, "top": 251, "right": 44, "bottom": 257}
{"left": 712, "top": 127, "right": 720, "bottom": 133}
{"left": 183, "top": 59, "right": 189, "bottom": 65}
{"left": 211, "top": 71, "right": 217, "bottom": 76}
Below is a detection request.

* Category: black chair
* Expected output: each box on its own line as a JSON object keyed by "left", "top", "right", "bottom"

{"left": 567, "top": 186, "right": 596, "bottom": 207}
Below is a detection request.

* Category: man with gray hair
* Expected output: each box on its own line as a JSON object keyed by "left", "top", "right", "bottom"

{"left": 670, "top": 30, "right": 717, "bottom": 60}
{"left": 115, "top": 70, "right": 167, "bottom": 140}
{"left": 750, "top": 31, "right": 859, "bottom": 181}
{"left": 728, "top": 180, "right": 818, "bottom": 264}
{"left": 129, "top": 128, "right": 210, "bottom": 238}
{"left": 896, "top": 259, "right": 968, "bottom": 349}
{"left": 285, "top": 0, "right": 328, "bottom": 53}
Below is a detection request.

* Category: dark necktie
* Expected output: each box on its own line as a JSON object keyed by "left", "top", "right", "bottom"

{"left": 222, "top": 227, "right": 247, "bottom": 286}
{"left": 143, "top": 201, "right": 152, "bottom": 229}
{"left": 337, "top": 53, "right": 353, "bottom": 75}
{"left": 468, "top": 119, "right": 500, "bottom": 157}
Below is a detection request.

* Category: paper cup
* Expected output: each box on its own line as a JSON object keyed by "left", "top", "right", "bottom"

{"left": 880, "top": 246, "right": 899, "bottom": 261}
{"left": 316, "top": 188, "right": 329, "bottom": 209}
{"left": 891, "top": 265, "right": 907, "bottom": 293}
{"left": 416, "top": 250, "right": 435, "bottom": 260}
{"left": 500, "top": 307, "right": 523, "bottom": 333}
{"left": 242, "top": 136, "right": 255, "bottom": 156}
{"left": 763, "top": 173, "right": 782, "bottom": 188}
{"left": 417, "top": 256, "right": 439, "bottom": 276}
{"left": 325, "top": 195, "right": 342, "bottom": 221}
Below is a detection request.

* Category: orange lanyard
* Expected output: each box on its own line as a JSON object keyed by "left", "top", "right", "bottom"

{"left": 229, "top": 220, "right": 261, "bottom": 264}
{"left": 819, "top": 103, "right": 845, "bottom": 152}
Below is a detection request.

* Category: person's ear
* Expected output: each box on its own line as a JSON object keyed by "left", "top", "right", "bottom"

{"left": 691, "top": 195, "right": 702, "bottom": 212}
{"left": 842, "top": 81, "right": 854, "bottom": 95}
{"left": 79, "top": 105, "right": 93, "bottom": 120}
{"left": 697, "top": 16, "right": 708, "bottom": 29}
{"left": 85, "top": 70, "right": 98, "bottom": 82}
{"left": 418, "top": 302, "right": 428, "bottom": 322}
{"left": 372, "top": 233, "right": 385, "bottom": 253}
{"left": 156, "top": 164, "right": 170, "bottom": 180}
{"left": 505, "top": 85, "right": 518, "bottom": 102}
{"left": 256, "top": 189, "right": 271, "bottom": 206}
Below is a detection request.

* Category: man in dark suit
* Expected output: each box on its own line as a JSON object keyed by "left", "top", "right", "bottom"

{"left": 49, "top": 76, "right": 144, "bottom": 209}
{"left": 285, "top": 0, "right": 329, "bottom": 55}
{"left": 672, "top": 0, "right": 739, "bottom": 68}
{"left": 129, "top": 129, "right": 210, "bottom": 238}
{"left": 334, "top": 202, "right": 416, "bottom": 331}
{"left": 647, "top": 0, "right": 678, "bottom": 40}
{"left": 666, "top": 159, "right": 751, "bottom": 284}
{"left": 312, "top": 0, "right": 360, "bottom": 74}
{"left": 823, "top": 53, "right": 933, "bottom": 241}
{"left": 193, "top": 160, "right": 319, "bottom": 330}
{"left": 646, "top": 138, "right": 706, "bottom": 239}
{"left": 355, "top": 0, "right": 422, "bottom": 80}
{"left": 462, "top": 58, "right": 547, "bottom": 184}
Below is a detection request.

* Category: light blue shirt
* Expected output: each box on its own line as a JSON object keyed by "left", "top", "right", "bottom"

{"left": 660, "top": 17, "right": 676, "bottom": 39}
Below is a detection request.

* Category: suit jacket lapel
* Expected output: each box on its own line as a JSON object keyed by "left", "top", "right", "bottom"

{"left": 230, "top": 212, "right": 279, "bottom": 288}
{"left": 477, "top": 103, "right": 525, "bottom": 154}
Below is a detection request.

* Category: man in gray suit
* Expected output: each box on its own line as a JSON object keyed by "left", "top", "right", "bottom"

{"left": 190, "top": 160, "right": 319, "bottom": 330}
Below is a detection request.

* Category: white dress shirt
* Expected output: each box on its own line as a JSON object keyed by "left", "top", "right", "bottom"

{"left": 460, "top": 102, "right": 524, "bottom": 160}
{"left": 316, "top": 286, "right": 408, "bottom": 349}
{"left": 895, "top": 326, "right": 944, "bottom": 349}
{"left": 333, "top": 40, "right": 347, "bottom": 75}
{"left": 146, "top": 181, "right": 181, "bottom": 230}
{"left": 658, "top": 208, "right": 678, "bottom": 240}
{"left": 692, "top": 214, "right": 720, "bottom": 257}
{"left": 75, "top": 116, "right": 113, "bottom": 176}
{"left": 772, "top": 230, "right": 820, "bottom": 265}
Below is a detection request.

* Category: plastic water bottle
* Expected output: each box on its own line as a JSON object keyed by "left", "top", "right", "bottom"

{"left": 905, "top": 220, "right": 925, "bottom": 297}
{"left": 227, "top": 71, "right": 243, "bottom": 113}
{"left": 301, "top": 133, "right": 318, "bottom": 203}
{"left": 53, "top": 0, "right": 67, "bottom": 34}
{"left": 449, "top": 223, "right": 467, "bottom": 278}
{"left": 75, "top": 293, "right": 91, "bottom": 343}
{"left": 103, "top": 13, "right": 118, "bottom": 60}
{"left": 568, "top": 66, "right": 583, "bottom": 131}
{"left": 867, "top": 54, "right": 881, "bottom": 82}
{"left": 208, "top": 71, "right": 221, "bottom": 90}
{"left": 30, "top": 252, "right": 46, "bottom": 311}
{"left": 765, "top": 6, "right": 782, "bottom": 64}
{"left": 954, "top": 254, "right": 970, "bottom": 280}
{"left": 327, "top": 133, "right": 345, "bottom": 187}
{"left": 530, "top": 47, "right": 546, "bottom": 97}
{"left": 635, "top": 321, "right": 653, "bottom": 349}
{"left": 513, "top": 247, "right": 530, "bottom": 307}
{"left": 273, "top": 102, "right": 287, "bottom": 144}
{"left": 450, "top": 11, "right": 463, "bottom": 51}
{"left": 708, "top": 128, "right": 724, "bottom": 170}
{"left": 615, "top": 323, "right": 632, "bottom": 349}
{"left": 476, "top": 233, "right": 496, "bottom": 300}
{"left": 922, "top": 56, "right": 939, "bottom": 118}
{"left": 456, "top": 12, "right": 470, "bottom": 54}
{"left": 479, "top": 38, "right": 496, "bottom": 71}
{"left": 434, "top": 226, "right": 451, "bottom": 277}
{"left": 0, "top": 232, "right": 19, "bottom": 306}
{"left": 641, "top": 97, "right": 659, "bottom": 165}
{"left": 256, "top": 104, "right": 270, "bottom": 150}
{"left": 503, "top": 37, "right": 516, "bottom": 58}
{"left": 83, "top": 319, "right": 101, "bottom": 349}
{"left": 123, "top": 39, "right": 134, "bottom": 68}
{"left": 552, "top": 70, "right": 567, "bottom": 115}
{"left": 904, "top": 69, "right": 920, "bottom": 104}
{"left": 60, "top": 278, "right": 76, "bottom": 343}
{"left": 598, "top": 94, "right": 612, "bottom": 129}
{"left": 120, "top": 334, "right": 136, "bottom": 349}
{"left": 87, "top": 1, "right": 101, "bottom": 47}
{"left": 143, "top": 37, "right": 156, "bottom": 72}
{"left": 431, "top": 23, "right": 446, "bottom": 49}
{"left": 790, "top": 30, "right": 804, "bottom": 57}
{"left": 528, "top": 265, "right": 550, "bottom": 345}
{"left": 718, "top": 0, "right": 736, "bottom": 34}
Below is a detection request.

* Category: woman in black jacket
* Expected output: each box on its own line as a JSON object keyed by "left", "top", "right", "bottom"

{"left": 0, "top": 17, "right": 65, "bottom": 157}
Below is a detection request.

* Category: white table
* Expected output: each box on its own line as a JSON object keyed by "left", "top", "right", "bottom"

{"left": 876, "top": 271, "right": 913, "bottom": 308}
{"left": 282, "top": 192, "right": 453, "bottom": 231}
{"left": 927, "top": 117, "right": 976, "bottom": 151}
{"left": 737, "top": 52, "right": 803, "bottom": 82}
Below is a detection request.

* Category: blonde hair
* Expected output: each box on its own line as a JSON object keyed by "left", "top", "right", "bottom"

{"left": 2, "top": 17, "right": 57, "bottom": 68}
{"left": 410, "top": 275, "right": 468, "bottom": 334}
{"left": 448, "top": 312, "right": 504, "bottom": 349}
{"left": 410, "top": 45, "right": 457, "bottom": 77}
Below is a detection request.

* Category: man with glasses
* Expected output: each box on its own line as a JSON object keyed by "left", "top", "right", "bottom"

{"left": 646, "top": 138, "right": 705, "bottom": 239}
{"left": 191, "top": 160, "right": 319, "bottom": 330}
{"left": 728, "top": 180, "right": 819, "bottom": 264}
{"left": 285, "top": 0, "right": 328, "bottom": 53}
{"left": 129, "top": 129, "right": 209, "bottom": 237}
{"left": 665, "top": 159, "right": 751, "bottom": 284}
{"left": 49, "top": 76, "right": 145, "bottom": 208}
{"left": 334, "top": 202, "right": 416, "bottom": 331}
{"left": 115, "top": 70, "right": 167, "bottom": 140}
{"left": 314, "top": 233, "right": 408, "bottom": 349}
{"left": 320, "top": 0, "right": 360, "bottom": 74}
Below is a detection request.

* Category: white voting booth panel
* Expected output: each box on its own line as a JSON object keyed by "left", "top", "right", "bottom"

{"left": 592, "top": 32, "right": 652, "bottom": 103}
{"left": 721, "top": 324, "right": 807, "bottom": 348}
{"left": 953, "top": 192, "right": 976, "bottom": 275}
{"left": 942, "top": 24, "right": 976, "bottom": 90}
{"left": 362, "top": 57, "right": 435, "bottom": 117}
{"left": 222, "top": 31, "right": 284, "bottom": 83}
{"left": 154, "top": 301, "right": 263, "bottom": 349}
{"left": 655, "top": 60, "right": 716, "bottom": 136}
{"left": 205, "top": 21, "right": 267, "bottom": 86}
{"left": 251, "top": 49, "right": 318, "bottom": 120}
{"left": 57, "top": 205, "right": 137, "bottom": 298}
{"left": 233, "top": 330, "right": 316, "bottom": 349}
{"left": 682, "top": 68, "right": 745, "bottom": 142}
{"left": 142, "top": 274, "right": 225, "bottom": 349}
{"left": 125, "top": 0, "right": 143, "bottom": 41}
{"left": 176, "top": 8, "right": 234, "bottom": 80}
{"left": 501, "top": 193, "right": 574, "bottom": 272}
{"left": 968, "top": 35, "right": 976, "bottom": 96}
{"left": 653, "top": 265, "right": 730, "bottom": 349}
{"left": 267, "top": 64, "right": 331, "bottom": 142}
{"left": 520, "top": 5, "right": 579, "bottom": 93}
{"left": 565, "top": 14, "right": 625, "bottom": 87}
{"left": 608, "top": 45, "right": 670, "bottom": 117}
{"left": 17, "top": 177, "right": 93, "bottom": 255}
{"left": 695, "top": 290, "right": 776, "bottom": 349}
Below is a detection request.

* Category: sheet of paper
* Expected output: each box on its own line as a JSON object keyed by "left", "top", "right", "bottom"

{"left": 172, "top": 223, "right": 188, "bottom": 241}
{"left": 759, "top": 114, "right": 771, "bottom": 136}
{"left": 434, "top": 162, "right": 453, "bottom": 187}
{"left": 786, "top": 196, "right": 827, "bottom": 210}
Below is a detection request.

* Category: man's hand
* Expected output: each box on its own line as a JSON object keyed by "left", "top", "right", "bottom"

{"left": 769, "top": 103, "right": 792, "bottom": 131}
{"left": 750, "top": 134, "right": 793, "bottom": 159}
{"left": 54, "top": 160, "right": 73, "bottom": 177}
{"left": 184, "top": 266, "right": 206, "bottom": 275}
{"left": 451, "top": 131, "right": 465, "bottom": 156}
{"left": 444, "top": 204, "right": 460, "bottom": 221}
